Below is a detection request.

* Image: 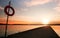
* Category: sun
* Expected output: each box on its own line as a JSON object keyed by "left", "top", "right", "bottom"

{"left": 42, "top": 19, "right": 49, "bottom": 24}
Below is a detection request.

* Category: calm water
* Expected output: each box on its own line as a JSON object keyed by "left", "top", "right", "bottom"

{"left": 0, "top": 25, "right": 60, "bottom": 37}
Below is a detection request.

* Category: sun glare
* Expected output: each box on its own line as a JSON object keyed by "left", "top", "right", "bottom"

{"left": 42, "top": 19, "right": 49, "bottom": 24}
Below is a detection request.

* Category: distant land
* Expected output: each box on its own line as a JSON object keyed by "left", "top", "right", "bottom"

{"left": 0, "top": 23, "right": 60, "bottom": 25}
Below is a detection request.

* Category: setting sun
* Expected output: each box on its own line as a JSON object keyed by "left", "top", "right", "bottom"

{"left": 42, "top": 19, "right": 49, "bottom": 24}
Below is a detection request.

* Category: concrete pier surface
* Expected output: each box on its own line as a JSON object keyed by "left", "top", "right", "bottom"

{"left": 7, "top": 26, "right": 59, "bottom": 38}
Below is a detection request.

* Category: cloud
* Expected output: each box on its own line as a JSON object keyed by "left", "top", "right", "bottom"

{"left": 25, "top": 0, "right": 52, "bottom": 7}
{"left": 54, "top": 6, "right": 60, "bottom": 12}
{"left": 53, "top": 0, "right": 60, "bottom": 12}
{"left": 0, "top": 6, "right": 4, "bottom": 10}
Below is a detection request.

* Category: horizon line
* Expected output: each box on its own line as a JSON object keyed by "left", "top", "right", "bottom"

{"left": 0, "top": 23, "right": 60, "bottom": 26}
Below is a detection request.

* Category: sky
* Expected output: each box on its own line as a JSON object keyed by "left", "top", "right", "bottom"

{"left": 0, "top": 0, "right": 60, "bottom": 24}
{"left": 0, "top": 0, "right": 60, "bottom": 37}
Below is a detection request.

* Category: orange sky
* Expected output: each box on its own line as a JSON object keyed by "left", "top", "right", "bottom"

{"left": 0, "top": 18, "right": 60, "bottom": 24}
{"left": 0, "top": 18, "right": 41, "bottom": 24}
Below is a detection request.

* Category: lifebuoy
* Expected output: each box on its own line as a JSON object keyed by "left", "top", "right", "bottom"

{"left": 4, "top": 5, "right": 15, "bottom": 16}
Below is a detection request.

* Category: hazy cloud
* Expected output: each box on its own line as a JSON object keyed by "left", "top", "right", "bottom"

{"left": 53, "top": 0, "right": 60, "bottom": 12}
{"left": 25, "top": 0, "right": 52, "bottom": 7}
{"left": 54, "top": 6, "right": 60, "bottom": 12}
{"left": 0, "top": 6, "right": 4, "bottom": 10}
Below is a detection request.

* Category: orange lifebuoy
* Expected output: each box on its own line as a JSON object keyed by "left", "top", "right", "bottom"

{"left": 4, "top": 5, "right": 15, "bottom": 16}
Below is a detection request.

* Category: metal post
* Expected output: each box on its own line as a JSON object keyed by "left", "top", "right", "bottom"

{"left": 5, "top": 15, "right": 9, "bottom": 38}
{"left": 5, "top": 1, "right": 11, "bottom": 38}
